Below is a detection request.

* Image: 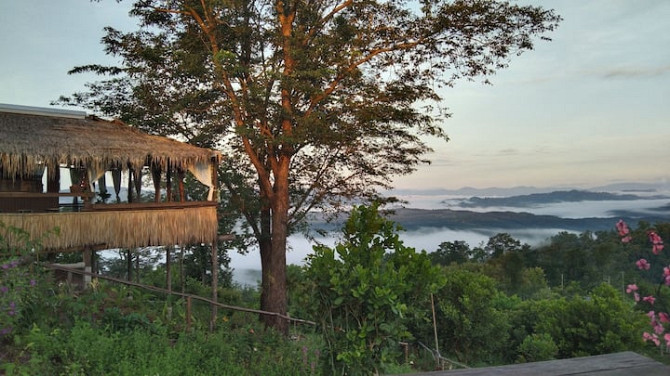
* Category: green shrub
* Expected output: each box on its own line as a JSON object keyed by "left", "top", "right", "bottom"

{"left": 306, "top": 204, "right": 444, "bottom": 375}
{"left": 517, "top": 333, "right": 558, "bottom": 363}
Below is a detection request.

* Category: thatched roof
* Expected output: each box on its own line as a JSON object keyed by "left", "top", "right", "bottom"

{"left": 0, "top": 105, "right": 221, "bottom": 177}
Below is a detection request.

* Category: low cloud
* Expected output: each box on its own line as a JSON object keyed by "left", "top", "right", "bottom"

{"left": 599, "top": 64, "right": 670, "bottom": 79}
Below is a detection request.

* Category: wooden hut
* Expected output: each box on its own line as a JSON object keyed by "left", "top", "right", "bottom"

{"left": 0, "top": 103, "right": 221, "bottom": 255}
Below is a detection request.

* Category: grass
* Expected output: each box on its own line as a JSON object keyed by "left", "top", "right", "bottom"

{"left": 1, "top": 276, "right": 324, "bottom": 376}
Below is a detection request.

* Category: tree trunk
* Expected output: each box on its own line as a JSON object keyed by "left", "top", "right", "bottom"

{"left": 259, "top": 161, "right": 290, "bottom": 334}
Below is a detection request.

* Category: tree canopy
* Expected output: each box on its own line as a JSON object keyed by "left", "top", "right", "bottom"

{"left": 61, "top": 0, "right": 561, "bottom": 332}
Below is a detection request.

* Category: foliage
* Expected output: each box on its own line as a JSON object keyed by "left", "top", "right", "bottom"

{"left": 98, "top": 244, "right": 233, "bottom": 291}
{"left": 305, "top": 204, "right": 444, "bottom": 375}
{"left": 535, "top": 231, "right": 627, "bottom": 290}
{"left": 516, "top": 333, "right": 559, "bottom": 363}
{"left": 430, "top": 240, "right": 472, "bottom": 266}
{"left": 5, "top": 321, "right": 320, "bottom": 376}
{"left": 0, "top": 223, "right": 51, "bottom": 344}
{"left": 508, "top": 284, "right": 645, "bottom": 360}
{"left": 428, "top": 267, "right": 511, "bottom": 365}
{"left": 2, "top": 268, "right": 322, "bottom": 375}
{"left": 60, "top": 0, "right": 561, "bottom": 331}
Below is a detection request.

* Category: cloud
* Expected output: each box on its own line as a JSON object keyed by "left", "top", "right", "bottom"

{"left": 599, "top": 64, "right": 670, "bottom": 79}
{"left": 496, "top": 148, "right": 519, "bottom": 156}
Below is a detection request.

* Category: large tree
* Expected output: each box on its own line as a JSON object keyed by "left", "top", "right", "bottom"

{"left": 63, "top": 0, "right": 560, "bottom": 332}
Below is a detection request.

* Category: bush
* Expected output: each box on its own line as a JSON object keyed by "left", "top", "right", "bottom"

{"left": 517, "top": 333, "right": 558, "bottom": 363}
{"left": 429, "top": 267, "right": 511, "bottom": 365}
{"left": 305, "top": 204, "right": 444, "bottom": 375}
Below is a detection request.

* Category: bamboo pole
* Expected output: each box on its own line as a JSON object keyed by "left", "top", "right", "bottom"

{"left": 186, "top": 296, "right": 192, "bottom": 332}
{"left": 127, "top": 249, "right": 132, "bottom": 281}
{"left": 135, "top": 249, "right": 140, "bottom": 283}
{"left": 210, "top": 241, "right": 218, "bottom": 331}
{"left": 83, "top": 247, "right": 92, "bottom": 287}
{"left": 166, "top": 246, "right": 172, "bottom": 292}
{"left": 431, "top": 293, "right": 440, "bottom": 355}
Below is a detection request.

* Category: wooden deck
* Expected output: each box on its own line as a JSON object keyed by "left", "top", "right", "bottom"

{"left": 404, "top": 352, "right": 670, "bottom": 376}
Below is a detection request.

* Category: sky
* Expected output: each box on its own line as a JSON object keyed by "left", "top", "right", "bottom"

{"left": 1, "top": 1, "right": 669, "bottom": 191}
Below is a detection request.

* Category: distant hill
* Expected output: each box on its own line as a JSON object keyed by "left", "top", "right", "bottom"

{"left": 455, "top": 190, "right": 668, "bottom": 208}
{"left": 384, "top": 208, "right": 669, "bottom": 232}
{"left": 385, "top": 181, "right": 670, "bottom": 198}
{"left": 309, "top": 206, "right": 669, "bottom": 234}
{"left": 387, "top": 186, "right": 557, "bottom": 197}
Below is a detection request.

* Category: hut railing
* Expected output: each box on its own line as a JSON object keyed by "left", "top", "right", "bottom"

{"left": 46, "top": 264, "right": 317, "bottom": 330}
{"left": 0, "top": 192, "right": 214, "bottom": 213}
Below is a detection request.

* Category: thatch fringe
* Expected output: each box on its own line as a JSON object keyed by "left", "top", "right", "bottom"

{"left": 0, "top": 206, "right": 218, "bottom": 251}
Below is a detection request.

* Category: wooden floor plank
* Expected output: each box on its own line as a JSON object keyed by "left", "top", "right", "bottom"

{"left": 404, "top": 352, "right": 670, "bottom": 376}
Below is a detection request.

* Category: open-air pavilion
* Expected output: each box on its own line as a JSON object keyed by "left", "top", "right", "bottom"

{"left": 0, "top": 103, "right": 222, "bottom": 304}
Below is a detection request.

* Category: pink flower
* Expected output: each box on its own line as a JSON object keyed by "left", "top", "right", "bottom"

{"left": 643, "top": 332, "right": 660, "bottom": 346}
{"left": 664, "top": 267, "right": 670, "bottom": 286}
{"left": 634, "top": 292, "right": 640, "bottom": 302}
{"left": 654, "top": 323, "right": 665, "bottom": 335}
{"left": 649, "top": 231, "right": 664, "bottom": 254}
{"left": 665, "top": 333, "right": 670, "bottom": 347}
{"left": 616, "top": 219, "right": 630, "bottom": 237}
{"left": 626, "top": 284, "right": 638, "bottom": 294}
{"left": 636, "top": 258, "right": 651, "bottom": 270}
{"left": 647, "top": 311, "right": 656, "bottom": 322}
{"left": 659, "top": 312, "right": 670, "bottom": 323}
{"left": 643, "top": 296, "right": 656, "bottom": 305}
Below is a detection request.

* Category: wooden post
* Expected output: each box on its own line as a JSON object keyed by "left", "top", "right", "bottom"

{"left": 133, "top": 168, "right": 142, "bottom": 198}
{"left": 151, "top": 166, "right": 161, "bottom": 203}
{"left": 166, "top": 165, "right": 172, "bottom": 202}
{"left": 431, "top": 293, "right": 440, "bottom": 355}
{"left": 179, "top": 245, "right": 185, "bottom": 294}
{"left": 210, "top": 241, "right": 218, "bottom": 331}
{"left": 166, "top": 246, "right": 172, "bottom": 320}
{"left": 177, "top": 169, "right": 186, "bottom": 202}
{"left": 46, "top": 165, "right": 60, "bottom": 193}
{"left": 112, "top": 168, "right": 121, "bottom": 202}
{"left": 127, "top": 249, "right": 132, "bottom": 281}
{"left": 127, "top": 168, "right": 134, "bottom": 203}
{"left": 166, "top": 247, "right": 172, "bottom": 292}
{"left": 83, "top": 247, "right": 92, "bottom": 287}
{"left": 186, "top": 296, "right": 192, "bottom": 332}
{"left": 209, "top": 157, "right": 219, "bottom": 331}
{"left": 135, "top": 249, "right": 140, "bottom": 283}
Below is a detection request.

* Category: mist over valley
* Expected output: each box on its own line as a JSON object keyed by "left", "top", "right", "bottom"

{"left": 230, "top": 181, "right": 670, "bottom": 285}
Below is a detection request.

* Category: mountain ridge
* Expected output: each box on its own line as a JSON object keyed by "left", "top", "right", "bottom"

{"left": 386, "top": 181, "right": 670, "bottom": 198}
{"left": 455, "top": 190, "right": 669, "bottom": 208}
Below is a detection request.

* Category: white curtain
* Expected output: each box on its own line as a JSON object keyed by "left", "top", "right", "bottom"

{"left": 187, "top": 162, "right": 215, "bottom": 201}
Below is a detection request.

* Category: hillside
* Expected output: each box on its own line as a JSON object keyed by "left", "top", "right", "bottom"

{"left": 385, "top": 208, "right": 667, "bottom": 232}
{"left": 454, "top": 190, "right": 668, "bottom": 208}
{"left": 309, "top": 189, "right": 670, "bottom": 234}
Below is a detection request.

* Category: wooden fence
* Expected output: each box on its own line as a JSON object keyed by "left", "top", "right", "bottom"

{"left": 46, "top": 264, "right": 316, "bottom": 331}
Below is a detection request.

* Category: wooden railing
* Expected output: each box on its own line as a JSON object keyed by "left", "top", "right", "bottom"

{"left": 0, "top": 191, "right": 214, "bottom": 213}
{"left": 46, "top": 264, "right": 316, "bottom": 331}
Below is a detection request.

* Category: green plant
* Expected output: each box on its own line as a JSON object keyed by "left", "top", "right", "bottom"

{"left": 430, "top": 267, "right": 511, "bottom": 365}
{"left": 516, "top": 333, "right": 558, "bottom": 363}
{"left": 0, "top": 223, "right": 51, "bottom": 343}
{"left": 306, "top": 204, "right": 444, "bottom": 375}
